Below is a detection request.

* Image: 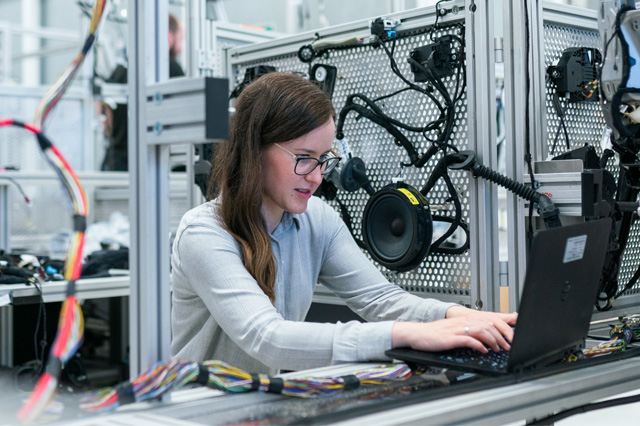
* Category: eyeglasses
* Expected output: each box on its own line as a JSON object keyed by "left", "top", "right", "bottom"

{"left": 273, "top": 143, "right": 342, "bottom": 176}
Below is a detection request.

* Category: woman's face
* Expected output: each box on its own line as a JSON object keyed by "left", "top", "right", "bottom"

{"left": 261, "top": 118, "right": 335, "bottom": 233}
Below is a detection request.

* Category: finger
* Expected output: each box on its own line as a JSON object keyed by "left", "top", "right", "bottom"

{"left": 460, "top": 322, "right": 497, "bottom": 352}
{"left": 487, "top": 326, "right": 511, "bottom": 351}
{"left": 474, "top": 327, "right": 502, "bottom": 352}
{"left": 457, "top": 336, "right": 489, "bottom": 353}
{"left": 493, "top": 319, "right": 515, "bottom": 343}
{"left": 470, "top": 322, "right": 511, "bottom": 352}
{"left": 502, "top": 312, "right": 518, "bottom": 326}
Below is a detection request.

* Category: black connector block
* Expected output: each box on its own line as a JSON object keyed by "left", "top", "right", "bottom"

{"left": 547, "top": 47, "right": 602, "bottom": 103}
{"left": 409, "top": 35, "right": 462, "bottom": 81}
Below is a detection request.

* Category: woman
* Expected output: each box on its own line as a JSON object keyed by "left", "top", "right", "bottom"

{"left": 170, "top": 72, "right": 517, "bottom": 374}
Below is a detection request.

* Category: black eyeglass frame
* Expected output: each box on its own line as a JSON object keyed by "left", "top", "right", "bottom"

{"left": 273, "top": 143, "right": 342, "bottom": 176}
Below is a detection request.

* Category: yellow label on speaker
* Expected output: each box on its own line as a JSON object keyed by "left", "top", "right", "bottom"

{"left": 398, "top": 188, "right": 419, "bottom": 205}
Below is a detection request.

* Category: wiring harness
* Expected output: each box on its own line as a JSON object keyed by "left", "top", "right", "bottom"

{"left": 2, "top": 0, "right": 107, "bottom": 423}
{"left": 583, "top": 317, "right": 640, "bottom": 358}
{"left": 333, "top": 21, "right": 466, "bottom": 167}
{"left": 311, "top": 11, "right": 468, "bottom": 259}
{"left": 33, "top": 0, "right": 107, "bottom": 130}
{"left": 79, "top": 359, "right": 412, "bottom": 412}
{"left": 0, "top": 120, "right": 88, "bottom": 424}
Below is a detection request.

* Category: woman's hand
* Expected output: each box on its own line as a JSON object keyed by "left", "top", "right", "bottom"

{"left": 391, "top": 307, "right": 517, "bottom": 354}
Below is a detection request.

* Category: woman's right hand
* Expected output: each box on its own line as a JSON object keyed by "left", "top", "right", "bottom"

{"left": 391, "top": 315, "right": 514, "bottom": 354}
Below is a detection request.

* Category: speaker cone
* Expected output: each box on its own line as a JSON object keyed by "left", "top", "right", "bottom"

{"left": 362, "top": 183, "right": 433, "bottom": 272}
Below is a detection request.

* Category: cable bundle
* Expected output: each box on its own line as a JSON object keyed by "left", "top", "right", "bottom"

{"left": 80, "top": 359, "right": 412, "bottom": 412}
{"left": 0, "top": 119, "right": 88, "bottom": 424}
{"left": 583, "top": 322, "right": 637, "bottom": 358}
{"left": 1, "top": 3, "right": 105, "bottom": 423}
{"left": 33, "top": 0, "right": 107, "bottom": 130}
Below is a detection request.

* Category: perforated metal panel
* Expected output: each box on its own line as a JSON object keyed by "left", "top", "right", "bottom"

{"left": 228, "top": 3, "right": 496, "bottom": 306}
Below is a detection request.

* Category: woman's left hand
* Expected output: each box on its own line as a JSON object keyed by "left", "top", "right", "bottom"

{"left": 445, "top": 305, "right": 518, "bottom": 346}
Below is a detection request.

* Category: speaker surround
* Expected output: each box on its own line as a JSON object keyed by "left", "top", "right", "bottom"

{"left": 362, "top": 183, "right": 433, "bottom": 272}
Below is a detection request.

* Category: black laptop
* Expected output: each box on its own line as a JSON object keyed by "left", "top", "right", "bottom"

{"left": 386, "top": 218, "right": 612, "bottom": 376}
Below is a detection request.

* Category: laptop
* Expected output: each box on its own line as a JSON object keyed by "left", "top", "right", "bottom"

{"left": 385, "top": 218, "right": 612, "bottom": 376}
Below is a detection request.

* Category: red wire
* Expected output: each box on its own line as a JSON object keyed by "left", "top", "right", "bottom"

{"left": 16, "top": 373, "right": 54, "bottom": 420}
{"left": 0, "top": 118, "right": 40, "bottom": 134}
{"left": 71, "top": 234, "right": 86, "bottom": 279}
{"left": 102, "top": 392, "right": 119, "bottom": 409}
{"left": 23, "top": 122, "right": 41, "bottom": 134}
{"left": 51, "top": 297, "right": 76, "bottom": 357}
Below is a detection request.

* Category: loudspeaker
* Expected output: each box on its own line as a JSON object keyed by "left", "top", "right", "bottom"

{"left": 362, "top": 183, "right": 433, "bottom": 272}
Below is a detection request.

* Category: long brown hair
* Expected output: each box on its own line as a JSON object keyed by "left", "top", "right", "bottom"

{"left": 208, "top": 72, "right": 335, "bottom": 301}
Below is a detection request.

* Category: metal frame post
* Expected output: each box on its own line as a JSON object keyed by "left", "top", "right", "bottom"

{"left": 465, "top": 0, "right": 499, "bottom": 311}
{"left": 128, "top": 0, "right": 172, "bottom": 377}
{"left": 503, "top": 0, "right": 545, "bottom": 310}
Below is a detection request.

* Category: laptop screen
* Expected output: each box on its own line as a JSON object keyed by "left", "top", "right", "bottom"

{"left": 507, "top": 218, "right": 611, "bottom": 372}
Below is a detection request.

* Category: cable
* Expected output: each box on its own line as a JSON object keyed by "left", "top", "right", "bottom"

{"left": 30, "top": 270, "right": 48, "bottom": 373}
{"left": 0, "top": 120, "right": 88, "bottom": 424}
{"left": 524, "top": 0, "right": 536, "bottom": 244}
{"left": 0, "top": 1, "right": 105, "bottom": 422}
{"left": 33, "top": 0, "right": 107, "bottom": 130}
{"left": 429, "top": 0, "right": 455, "bottom": 41}
{"left": 334, "top": 24, "right": 465, "bottom": 170}
{"left": 79, "top": 359, "right": 412, "bottom": 412}
{"left": 550, "top": 90, "right": 570, "bottom": 155}
{"left": 0, "top": 175, "right": 31, "bottom": 204}
{"left": 527, "top": 392, "right": 640, "bottom": 425}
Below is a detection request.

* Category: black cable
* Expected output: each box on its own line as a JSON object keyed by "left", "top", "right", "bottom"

{"left": 418, "top": 155, "right": 467, "bottom": 254}
{"left": 431, "top": 214, "right": 469, "bottom": 255}
{"left": 429, "top": 0, "right": 454, "bottom": 41}
{"left": 380, "top": 41, "right": 446, "bottom": 112}
{"left": 405, "top": 56, "right": 457, "bottom": 151}
{"left": 336, "top": 101, "right": 421, "bottom": 165}
{"left": 428, "top": 173, "right": 464, "bottom": 253}
{"left": 31, "top": 276, "right": 47, "bottom": 374}
{"left": 347, "top": 93, "right": 436, "bottom": 133}
{"left": 470, "top": 162, "right": 562, "bottom": 228}
{"left": 372, "top": 87, "right": 412, "bottom": 102}
{"left": 524, "top": 0, "right": 536, "bottom": 244}
{"left": 527, "top": 392, "right": 640, "bottom": 425}
{"left": 550, "top": 90, "right": 571, "bottom": 155}
{"left": 334, "top": 22, "right": 465, "bottom": 171}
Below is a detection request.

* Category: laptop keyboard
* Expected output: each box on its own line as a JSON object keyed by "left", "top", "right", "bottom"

{"left": 439, "top": 348, "right": 510, "bottom": 372}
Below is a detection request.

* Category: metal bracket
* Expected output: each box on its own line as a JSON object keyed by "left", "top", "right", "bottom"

{"left": 145, "top": 77, "right": 229, "bottom": 145}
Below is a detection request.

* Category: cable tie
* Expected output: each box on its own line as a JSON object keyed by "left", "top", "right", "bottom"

{"left": 73, "top": 215, "right": 87, "bottom": 232}
{"left": 45, "top": 356, "right": 63, "bottom": 378}
{"left": 66, "top": 280, "right": 77, "bottom": 297}
{"left": 115, "top": 381, "right": 136, "bottom": 405}
{"left": 267, "top": 377, "right": 284, "bottom": 394}
{"left": 82, "top": 34, "right": 96, "bottom": 55}
{"left": 36, "top": 133, "right": 53, "bottom": 150}
{"left": 340, "top": 374, "right": 361, "bottom": 390}
{"left": 195, "top": 363, "right": 209, "bottom": 385}
{"left": 250, "top": 373, "right": 261, "bottom": 390}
